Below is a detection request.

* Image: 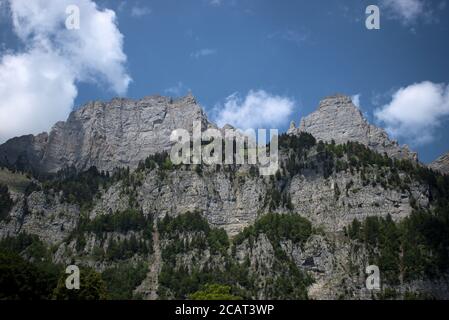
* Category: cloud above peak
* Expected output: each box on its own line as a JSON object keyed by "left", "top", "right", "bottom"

{"left": 374, "top": 81, "right": 449, "bottom": 145}
{"left": 212, "top": 90, "right": 295, "bottom": 131}
{"left": 0, "top": 0, "right": 131, "bottom": 142}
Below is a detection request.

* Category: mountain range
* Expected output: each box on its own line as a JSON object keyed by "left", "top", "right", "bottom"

{"left": 0, "top": 94, "right": 448, "bottom": 300}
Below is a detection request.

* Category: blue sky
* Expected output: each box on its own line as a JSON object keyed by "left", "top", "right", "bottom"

{"left": 0, "top": 0, "right": 448, "bottom": 163}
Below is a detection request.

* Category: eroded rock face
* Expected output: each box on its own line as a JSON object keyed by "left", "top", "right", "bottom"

{"left": 288, "top": 95, "right": 418, "bottom": 162}
{"left": 0, "top": 94, "right": 211, "bottom": 173}
{"left": 0, "top": 190, "right": 79, "bottom": 244}
{"left": 288, "top": 171, "right": 428, "bottom": 232}
{"left": 0, "top": 133, "right": 49, "bottom": 172}
{"left": 429, "top": 152, "right": 449, "bottom": 175}
{"left": 91, "top": 168, "right": 268, "bottom": 236}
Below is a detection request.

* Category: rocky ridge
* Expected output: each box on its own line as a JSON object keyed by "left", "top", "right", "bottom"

{"left": 429, "top": 152, "right": 449, "bottom": 175}
{"left": 0, "top": 94, "right": 211, "bottom": 173}
{"left": 288, "top": 95, "right": 418, "bottom": 162}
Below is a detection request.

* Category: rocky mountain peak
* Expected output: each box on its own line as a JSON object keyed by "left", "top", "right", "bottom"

{"left": 0, "top": 94, "right": 211, "bottom": 173}
{"left": 317, "top": 94, "right": 353, "bottom": 110}
{"left": 288, "top": 95, "right": 418, "bottom": 161}
{"left": 429, "top": 152, "right": 449, "bottom": 175}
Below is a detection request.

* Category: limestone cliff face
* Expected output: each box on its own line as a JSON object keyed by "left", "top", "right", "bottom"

{"left": 0, "top": 156, "right": 428, "bottom": 243}
{"left": 429, "top": 152, "right": 449, "bottom": 175}
{"left": 288, "top": 170, "right": 428, "bottom": 232}
{"left": 0, "top": 94, "right": 210, "bottom": 173}
{"left": 87, "top": 167, "right": 268, "bottom": 237}
{"left": 288, "top": 95, "right": 418, "bottom": 161}
{"left": 0, "top": 189, "right": 79, "bottom": 244}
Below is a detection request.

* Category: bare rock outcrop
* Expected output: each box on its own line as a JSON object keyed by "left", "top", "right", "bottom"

{"left": 429, "top": 152, "right": 449, "bottom": 175}
{"left": 288, "top": 95, "right": 418, "bottom": 161}
{"left": 0, "top": 190, "right": 79, "bottom": 244}
{"left": 0, "top": 94, "right": 211, "bottom": 173}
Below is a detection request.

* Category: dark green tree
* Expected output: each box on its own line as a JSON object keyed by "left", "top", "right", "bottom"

{"left": 53, "top": 267, "right": 108, "bottom": 300}
{"left": 0, "top": 183, "right": 13, "bottom": 221}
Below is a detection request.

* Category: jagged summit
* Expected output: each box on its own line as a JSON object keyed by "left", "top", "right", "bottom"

{"left": 288, "top": 95, "right": 418, "bottom": 162}
{"left": 429, "top": 152, "right": 449, "bottom": 175}
{"left": 318, "top": 94, "right": 352, "bottom": 109}
{"left": 0, "top": 94, "right": 211, "bottom": 173}
{"left": 80, "top": 93, "right": 197, "bottom": 112}
{"left": 0, "top": 93, "right": 420, "bottom": 174}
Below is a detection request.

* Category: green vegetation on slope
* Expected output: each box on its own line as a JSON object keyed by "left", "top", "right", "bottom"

{"left": 157, "top": 211, "right": 241, "bottom": 299}
{"left": 70, "top": 208, "right": 154, "bottom": 261}
{"left": 102, "top": 261, "right": 148, "bottom": 299}
{"left": 0, "top": 250, "right": 59, "bottom": 300}
{"left": 0, "top": 233, "right": 62, "bottom": 299}
{"left": 189, "top": 283, "right": 242, "bottom": 300}
{"left": 0, "top": 168, "right": 31, "bottom": 193}
{"left": 41, "top": 166, "right": 112, "bottom": 208}
{"left": 53, "top": 267, "right": 108, "bottom": 300}
{"left": 158, "top": 212, "right": 313, "bottom": 300}
{"left": 0, "top": 232, "right": 148, "bottom": 299}
{"left": 347, "top": 208, "right": 449, "bottom": 284}
{"left": 79, "top": 208, "right": 152, "bottom": 235}
{"left": 234, "top": 213, "right": 312, "bottom": 246}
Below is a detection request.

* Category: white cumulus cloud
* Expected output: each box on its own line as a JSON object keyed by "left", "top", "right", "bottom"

{"left": 0, "top": 0, "right": 131, "bottom": 143}
{"left": 374, "top": 81, "right": 449, "bottom": 145}
{"left": 212, "top": 90, "right": 295, "bottom": 131}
